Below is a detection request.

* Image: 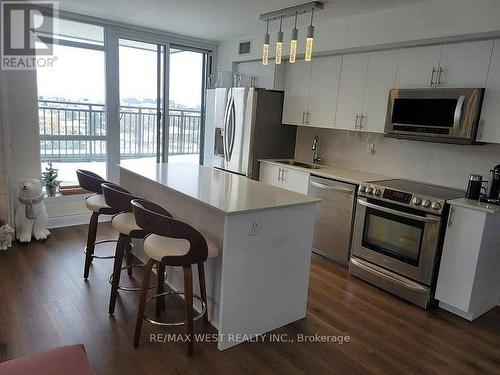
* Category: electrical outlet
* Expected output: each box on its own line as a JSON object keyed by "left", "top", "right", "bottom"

{"left": 248, "top": 218, "right": 259, "bottom": 236}
{"left": 368, "top": 143, "right": 375, "bottom": 155}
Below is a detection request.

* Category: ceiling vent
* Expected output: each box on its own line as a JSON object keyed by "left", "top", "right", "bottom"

{"left": 239, "top": 40, "right": 252, "bottom": 55}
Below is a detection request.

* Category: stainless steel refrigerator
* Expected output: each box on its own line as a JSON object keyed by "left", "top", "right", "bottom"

{"left": 203, "top": 87, "right": 296, "bottom": 179}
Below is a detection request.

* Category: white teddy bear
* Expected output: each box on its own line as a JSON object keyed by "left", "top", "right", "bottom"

{"left": 15, "top": 179, "right": 50, "bottom": 243}
{"left": 0, "top": 223, "right": 14, "bottom": 250}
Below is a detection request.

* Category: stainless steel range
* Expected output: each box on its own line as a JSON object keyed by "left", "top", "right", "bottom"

{"left": 349, "top": 179, "right": 464, "bottom": 308}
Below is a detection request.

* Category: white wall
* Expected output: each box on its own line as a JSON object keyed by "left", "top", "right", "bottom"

{"left": 0, "top": 69, "right": 42, "bottom": 224}
{"left": 217, "top": 0, "right": 500, "bottom": 70}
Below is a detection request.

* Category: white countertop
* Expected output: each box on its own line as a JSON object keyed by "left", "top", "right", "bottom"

{"left": 447, "top": 198, "right": 500, "bottom": 214}
{"left": 119, "top": 163, "right": 320, "bottom": 215}
{"left": 260, "top": 159, "right": 392, "bottom": 185}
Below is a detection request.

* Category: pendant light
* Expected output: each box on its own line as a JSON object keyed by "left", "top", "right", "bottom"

{"left": 289, "top": 12, "right": 298, "bottom": 64}
{"left": 305, "top": 8, "right": 315, "bottom": 62}
{"left": 275, "top": 16, "right": 283, "bottom": 65}
{"left": 262, "top": 20, "right": 270, "bottom": 65}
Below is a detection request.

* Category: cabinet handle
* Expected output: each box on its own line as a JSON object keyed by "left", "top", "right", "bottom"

{"left": 277, "top": 168, "right": 281, "bottom": 182}
{"left": 306, "top": 112, "right": 311, "bottom": 125}
{"left": 448, "top": 207, "right": 454, "bottom": 227}
{"left": 429, "top": 67, "right": 437, "bottom": 87}
{"left": 360, "top": 114, "right": 366, "bottom": 129}
{"left": 355, "top": 114, "right": 360, "bottom": 129}
{"left": 302, "top": 112, "right": 306, "bottom": 125}
{"left": 437, "top": 67, "right": 444, "bottom": 86}
{"left": 282, "top": 168, "right": 287, "bottom": 182}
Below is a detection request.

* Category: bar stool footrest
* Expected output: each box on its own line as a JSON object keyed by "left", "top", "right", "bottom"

{"left": 84, "top": 239, "right": 118, "bottom": 260}
{"left": 108, "top": 264, "right": 157, "bottom": 291}
{"left": 143, "top": 291, "right": 206, "bottom": 327}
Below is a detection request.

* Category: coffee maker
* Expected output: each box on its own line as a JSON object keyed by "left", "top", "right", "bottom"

{"left": 484, "top": 164, "right": 500, "bottom": 203}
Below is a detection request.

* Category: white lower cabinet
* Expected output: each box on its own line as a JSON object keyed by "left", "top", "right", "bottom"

{"left": 259, "top": 162, "right": 309, "bottom": 195}
{"left": 435, "top": 204, "right": 500, "bottom": 320}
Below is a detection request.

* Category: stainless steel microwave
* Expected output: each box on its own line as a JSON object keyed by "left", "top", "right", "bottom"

{"left": 384, "top": 88, "right": 485, "bottom": 144}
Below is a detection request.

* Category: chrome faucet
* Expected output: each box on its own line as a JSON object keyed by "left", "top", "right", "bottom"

{"left": 312, "top": 135, "right": 322, "bottom": 164}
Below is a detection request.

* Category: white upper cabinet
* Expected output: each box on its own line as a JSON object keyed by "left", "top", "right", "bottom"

{"left": 307, "top": 55, "right": 342, "bottom": 129}
{"left": 361, "top": 50, "right": 399, "bottom": 133}
{"left": 282, "top": 60, "right": 312, "bottom": 126}
{"left": 438, "top": 40, "right": 493, "bottom": 87}
{"left": 478, "top": 39, "right": 500, "bottom": 143}
{"left": 396, "top": 45, "right": 442, "bottom": 88}
{"left": 335, "top": 53, "right": 369, "bottom": 131}
{"left": 236, "top": 61, "right": 275, "bottom": 89}
{"left": 335, "top": 50, "right": 397, "bottom": 133}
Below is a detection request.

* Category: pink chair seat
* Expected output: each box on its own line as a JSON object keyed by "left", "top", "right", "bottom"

{"left": 0, "top": 345, "right": 95, "bottom": 375}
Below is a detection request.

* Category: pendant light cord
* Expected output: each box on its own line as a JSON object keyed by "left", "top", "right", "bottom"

{"left": 294, "top": 12, "right": 298, "bottom": 28}
{"left": 279, "top": 15, "right": 283, "bottom": 32}
{"left": 310, "top": 8, "right": 314, "bottom": 26}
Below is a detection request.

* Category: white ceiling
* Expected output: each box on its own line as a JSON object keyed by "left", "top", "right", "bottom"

{"left": 57, "top": 0, "right": 426, "bottom": 42}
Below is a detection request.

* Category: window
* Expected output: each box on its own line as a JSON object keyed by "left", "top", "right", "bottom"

{"left": 36, "top": 20, "right": 106, "bottom": 185}
{"left": 36, "top": 16, "right": 213, "bottom": 188}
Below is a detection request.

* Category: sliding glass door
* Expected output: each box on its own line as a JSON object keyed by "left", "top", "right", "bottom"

{"left": 168, "top": 46, "right": 206, "bottom": 164}
{"left": 118, "top": 38, "right": 166, "bottom": 171}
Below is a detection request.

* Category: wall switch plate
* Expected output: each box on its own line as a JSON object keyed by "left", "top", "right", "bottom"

{"left": 248, "top": 218, "right": 260, "bottom": 235}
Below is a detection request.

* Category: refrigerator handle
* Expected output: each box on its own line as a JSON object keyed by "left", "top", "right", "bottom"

{"left": 228, "top": 99, "right": 236, "bottom": 161}
{"left": 223, "top": 95, "right": 232, "bottom": 161}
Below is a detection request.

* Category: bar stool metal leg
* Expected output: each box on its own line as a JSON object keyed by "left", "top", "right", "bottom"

{"left": 134, "top": 259, "right": 156, "bottom": 348}
{"left": 84, "top": 212, "right": 99, "bottom": 279}
{"left": 108, "top": 233, "right": 128, "bottom": 315}
{"left": 155, "top": 260, "right": 166, "bottom": 317}
{"left": 183, "top": 265, "right": 194, "bottom": 356}
{"left": 197, "top": 262, "right": 209, "bottom": 324}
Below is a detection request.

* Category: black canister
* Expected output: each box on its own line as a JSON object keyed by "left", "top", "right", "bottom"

{"left": 466, "top": 174, "right": 483, "bottom": 200}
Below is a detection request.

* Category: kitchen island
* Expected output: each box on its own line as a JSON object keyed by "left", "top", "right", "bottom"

{"left": 119, "top": 163, "right": 320, "bottom": 350}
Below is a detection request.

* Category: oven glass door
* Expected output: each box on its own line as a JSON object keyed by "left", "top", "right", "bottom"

{"left": 353, "top": 198, "right": 442, "bottom": 285}
{"left": 362, "top": 207, "right": 424, "bottom": 266}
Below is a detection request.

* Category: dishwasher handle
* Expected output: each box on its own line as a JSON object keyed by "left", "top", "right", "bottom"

{"left": 309, "top": 180, "right": 354, "bottom": 195}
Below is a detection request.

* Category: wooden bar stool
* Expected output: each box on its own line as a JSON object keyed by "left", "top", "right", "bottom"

{"left": 101, "top": 183, "right": 163, "bottom": 315}
{"left": 76, "top": 170, "right": 120, "bottom": 280}
{"left": 131, "top": 198, "right": 219, "bottom": 356}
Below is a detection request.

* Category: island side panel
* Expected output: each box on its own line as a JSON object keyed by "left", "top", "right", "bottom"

{"left": 120, "top": 168, "right": 225, "bottom": 327}
{"left": 217, "top": 202, "right": 317, "bottom": 351}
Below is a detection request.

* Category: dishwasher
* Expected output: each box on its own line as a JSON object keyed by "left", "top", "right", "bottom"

{"left": 308, "top": 175, "right": 357, "bottom": 266}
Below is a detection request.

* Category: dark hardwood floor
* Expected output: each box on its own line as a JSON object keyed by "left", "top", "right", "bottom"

{"left": 0, "top": 223, "right": 499, "bottom": 374}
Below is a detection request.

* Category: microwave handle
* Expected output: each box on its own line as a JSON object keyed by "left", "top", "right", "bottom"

{"left": 453, "top": 95, "right": 465, "bottom": 128}
{"left": 357, "top": 199, "right": 439, "bottom": 223}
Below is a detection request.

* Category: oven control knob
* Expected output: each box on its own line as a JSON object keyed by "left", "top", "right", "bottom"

{"left": 422, "top": 199, "right": 431, "bottom": 208}
{"left": 374, "top": 188, "right": 382, "bottom": 196}
{"left": 412, "top": 197, "right": 422, "bottom": 206}
{"left": 366, "top": 187, "right": 374, "bottom": 194}
{"left": 359, "top": 186, "right": 367, "bottom": 193}
{"left": 431, "top": 202, "right": 442, "bottom": 210}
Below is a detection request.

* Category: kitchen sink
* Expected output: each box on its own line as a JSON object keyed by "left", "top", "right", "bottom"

{"left": 275, "top": 160, "right": 322, "bottom": 169}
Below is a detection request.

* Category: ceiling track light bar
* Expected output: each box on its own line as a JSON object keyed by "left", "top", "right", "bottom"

{"left": 259, "top": 1, "right": 324, "bottom": 22}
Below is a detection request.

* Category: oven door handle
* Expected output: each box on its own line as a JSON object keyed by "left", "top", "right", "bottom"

{"left": 357, "top": 199, "right": 439, "bottom": 223}
{"left": 351, "top": 258, "right": 429, "bottom": 294}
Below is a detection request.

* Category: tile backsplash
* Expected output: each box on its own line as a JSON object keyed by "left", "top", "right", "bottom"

{"left": 295, "top": 127, "right": 500, "bottom": 190}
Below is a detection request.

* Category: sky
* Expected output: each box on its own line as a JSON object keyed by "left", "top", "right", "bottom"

{"left": 36, "top": 42, "right": 203, "bottom": 109}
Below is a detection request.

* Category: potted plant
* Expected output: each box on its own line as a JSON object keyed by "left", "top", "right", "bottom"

{"left": 41, "top": 162, "right": 61, "bottom": 197}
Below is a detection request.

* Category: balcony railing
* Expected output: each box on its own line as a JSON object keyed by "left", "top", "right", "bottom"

{"left": 38, "top": 100, "right": 201, "bottom": 162}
